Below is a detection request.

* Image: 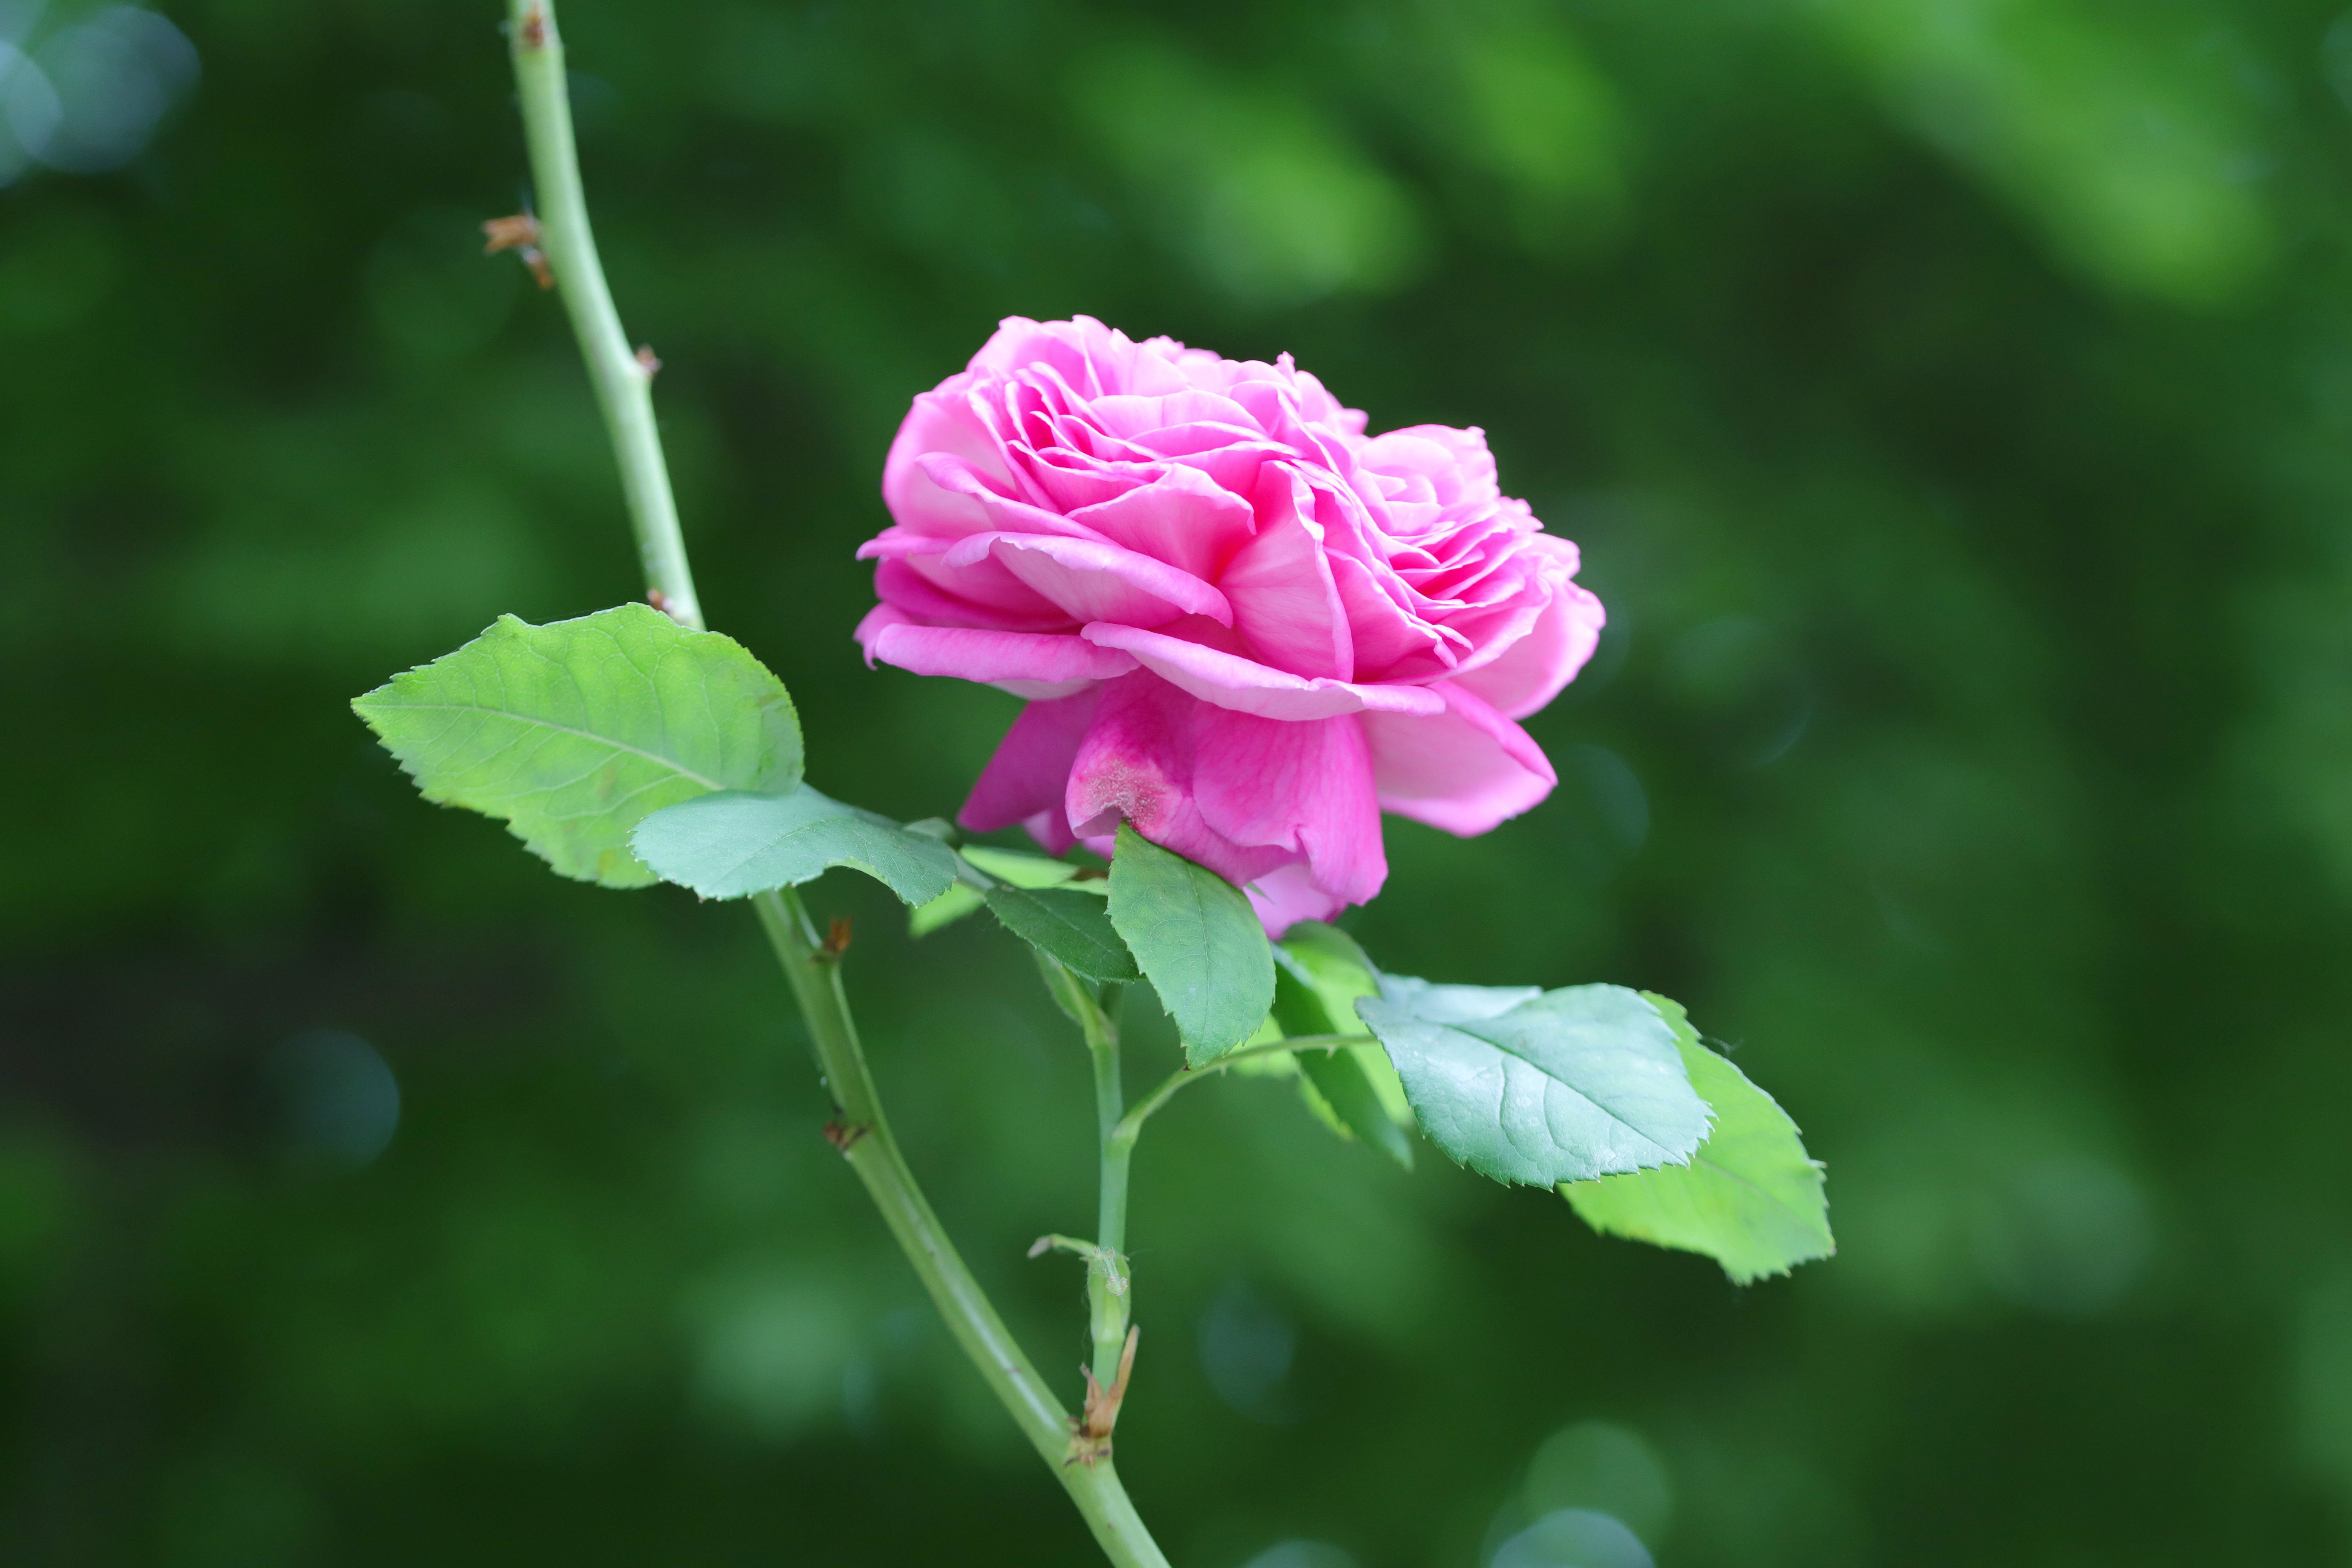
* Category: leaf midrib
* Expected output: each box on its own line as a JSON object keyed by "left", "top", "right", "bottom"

{"left": 368, "top": 702, "right": 727, "bottom": 793}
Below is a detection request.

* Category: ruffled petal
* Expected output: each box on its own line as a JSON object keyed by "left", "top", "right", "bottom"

{"left": 960, "top": 689, "right": 1104, "bottom": 833}
{"left": 940, "top": 532, "right": 1232, "bottom": 629}
{"left": 1061, "top": 675, "right": 1295, "bottom": 889}
{"left": 1362, "top": 680, "right": 1557, "bottom": 835}
{"left": 1217, "top": 463, "right": 1352, "bottom": 680}
{"left": 1451, "top": 577, "right": 1605, "bottom": 720}
{"left": 865, "top": 622, "right": 1136, "bottom": 700}
{"left": 1193, "top": 708, "right": 1385, "bottom": 907}
{"left": 1065, "top": 463, "right": 1259, "bottom": 583}
{"left": 1080, "top": 624, "right": 1447, "bottom": 721}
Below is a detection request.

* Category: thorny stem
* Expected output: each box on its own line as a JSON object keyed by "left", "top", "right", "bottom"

{"left": 502, "top": 8, "right": 1166, "bottom": 1563}
{"left": 506, "top": 0, "right": 701, "bottom": 630}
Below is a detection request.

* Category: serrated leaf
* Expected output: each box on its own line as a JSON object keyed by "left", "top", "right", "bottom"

{"left": 629, "top": 786, "right": 959, "bottom": 904}
{"left": 1563, "top": 995, "right": 1833, "bottom": 1283}
{"left": 1106, "top": 823, "right": 1274, "bottom": 1065}
{"left": 352, "top": 603, "right": 801, "bottom": 887}
{"left": 962, "top": 845, "right": 1109, "bottom": 894}
{"left": 985, "top": 885, "right": 1140, "bottom": 983}
{"left": 1355, "top": 977, "right": 1712, "bottom": 1187}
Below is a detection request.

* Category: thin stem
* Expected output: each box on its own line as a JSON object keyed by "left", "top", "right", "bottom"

{"left": 499, "top": 9, "right": 1166, "bottom": 1562}
{"left": 1110, "top": 1035, "right": 1357, "bottom": 1156}
{"left": 505, "top": 0, "right": 701, "bottom": 630}
{"left": 1077, "top": 978, "right": 1133, "bottom": 1387}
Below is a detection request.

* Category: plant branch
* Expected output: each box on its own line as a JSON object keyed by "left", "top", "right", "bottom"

{"left": 1110, "top": 1035, "right": 1358, "bottom": 1155}
{"left": 505, "top": 0, "right": 701, "bottom": 629}
{"left": 500, "top": 9, "right": 1165, "bottom": 1562}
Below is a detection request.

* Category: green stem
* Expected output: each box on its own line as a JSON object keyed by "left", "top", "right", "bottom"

{"left": 1078, "top": 980, "right": 1133, "bottom": 1387}
{"left": 1110, "top": 1035, "right": 1357, "bottom": 1157}
{"left": 506, "top": 0, "right": 701, "bottom": 630}
{"left": 752, "top": 893, "right": 1167, "bottom": 1568}
{"left": 499, "top": 8, "right": 1167, "bottom": 1562}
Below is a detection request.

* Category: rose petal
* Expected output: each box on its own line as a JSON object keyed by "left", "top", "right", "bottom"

{"left": 867, "top": 622, "right": 1137, "bottom": 700}
{"left": 1240, "top": 862, "right": 1349, "bottom": 937}
{"left": 939, "top": 531, "right": 1232, "bottom": 629}
{"left": 1079, "top": 624, "right": 1446, "bottom": 720}
{"left": 1362, "top": 680, "right": 1557, "bottom": 835}
{"left": 1217, "top": 464, "right": 1352, "bottom": 681}
{"left": 960, "top": 688, "right": 1105, "bottom": 833}
{"left": 1452, "top": 579, "right": 1605, "bottom": 720}
{"left": 1061, "top": 674, "right": 1295, "bottom": 888}
{"left": 1193, "top": 708, "right": 1385, "bottom": 906}
{"left": 1066, "top": 463, "right": 1259, "bottom": 583}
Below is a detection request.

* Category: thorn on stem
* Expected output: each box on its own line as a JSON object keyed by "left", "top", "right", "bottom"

{"left": 635, "top": 345, "right": 662, "bottom": 378}
{"left": 481, "top": 214, "right": 555, "bottom": 290}
{"left": 820, "top": 916, "right": 853, "bottom": 962}
{"left": 518, "top": 2, "right": 548, "bottom": 48}
{"left": 821, "top": 1117, "right": 870, "bottom": 1154}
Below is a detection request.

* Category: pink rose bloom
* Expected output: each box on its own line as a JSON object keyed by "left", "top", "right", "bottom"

{"left": 854, "top": 315, "right": 1605, "bottom": 934}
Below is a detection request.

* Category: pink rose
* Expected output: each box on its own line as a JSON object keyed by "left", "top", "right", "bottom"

{"left": 855, "top": 316, "right": 1605, "bottom": 934}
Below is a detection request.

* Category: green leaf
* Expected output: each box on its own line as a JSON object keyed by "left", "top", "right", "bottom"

{"left": 1354, "top": 978, "right": 1712, "bottom": 1187}
{"left": 963, "top": 845, "right": 1109, "bottom": 894}
{"left": 629, "top": 786, "right": 959, "bottom": 905}
{"left": 984, "top": 885, "right": 1140, "bottom": 983}
{"left": 1297, "top": 1046, "right": 1416, "bottom": 1170}
{"left": 910, "top": 882, "right": 986, "bottom": 937}
{"left": 1105, "top": 823, "right": 1274, "bottom": 1065}
{"left": 1268, "top": 933, "right": 1414, "bottom": 1168}
{"left": 351, "top": 603, "right": 802, "bottom": 888}
{"left": 1562, "top": 995, "right": 1833, "bottom": 1283}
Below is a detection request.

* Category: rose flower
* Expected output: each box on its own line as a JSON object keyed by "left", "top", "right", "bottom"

{"left": 854, "top": 316, "right": 1605, "bottom": 934}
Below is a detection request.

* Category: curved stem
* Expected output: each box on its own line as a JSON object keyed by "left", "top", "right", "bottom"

{"left": 499, "top": 9, "right": 1166, "bottom": 1562}
{"left": 753, "top": 893, "right": 1167, "bottom": 1568}
{"left": 506, "top": 0, "right": 701, "bottom": 629}
{"left": 1110, "top": 1035, "right": 1357, "bottom": 1156}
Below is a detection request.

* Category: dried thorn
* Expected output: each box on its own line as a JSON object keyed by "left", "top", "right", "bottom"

{"left": 646, "top": 588, "right": 668, "bottom": 613}
{"left": 481, "top": 212, "right": 541, "bottom": 255}
{"left": 518, "top": 2, "right": 548, "bottom": 48}
{"left": 821, "top": 1117, "right": 870, "bottom": 1154}
{"left": 822, "top": 917, "right": 854, "bottom": 960}
{"left": 520, "top": 247, "right": 554, "bottom": 290}
{"left": 635, "top": 344, "right": 662, "bottom": 378}
{"left": 1065, "top": 1325, "right": 1139, "bottom": 1467}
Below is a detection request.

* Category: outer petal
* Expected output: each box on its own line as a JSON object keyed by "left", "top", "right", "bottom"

{"left": 881, "top": 377, "right": 1020, "bottom": 535}
{"left": 1362, "top": 680, "right": 1557, "bottom": 836}
{"left": 1062, "top": 674, "right": 1296, "bottom": 889}
{"left": 1193, "top": 708, "right": 1385, "bottom": 907}
{"left": 1241, "top": 862, "right": 1348, "bottom": 936}
{"left": 1080, "top": 624, "right": 1447, "bottom": 721}
{"left": 1451, "top": 579, "right": 1605, "bottom": 720}
{"left": 940, "top": 532, "right": 1232, "bottom": 628}
{"left": 960, "top": 689, "right": 1103, "bottom": 833}
{"left": 865, "top": 622, "right": 1137, "bottom": 700}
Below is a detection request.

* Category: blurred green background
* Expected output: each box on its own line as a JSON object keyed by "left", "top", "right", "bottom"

{"left": 9, "top": 0, "right": 2352, "bottom": 1563}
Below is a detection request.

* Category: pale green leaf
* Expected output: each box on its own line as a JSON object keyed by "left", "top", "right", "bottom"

{"left": 1355, "top": 978, "right": 1711, "bottom": 1187}
{"left": 1562, "top": 995, "right": 1833, "bottom": 1283}
{"left": 910, "top": 882, "right": 986, "bottom": 937}
{"left": 629, "top": 786, "right": 959, "bottom": 905}
{"left": 352, "top": 603, "right": 801, "bottom": 888}
{"left": 1105, "top": 823, "right": 1273, "bottom": 1065}
{"left": 963, "top": 845, "right": 1109, "bottom": 894}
